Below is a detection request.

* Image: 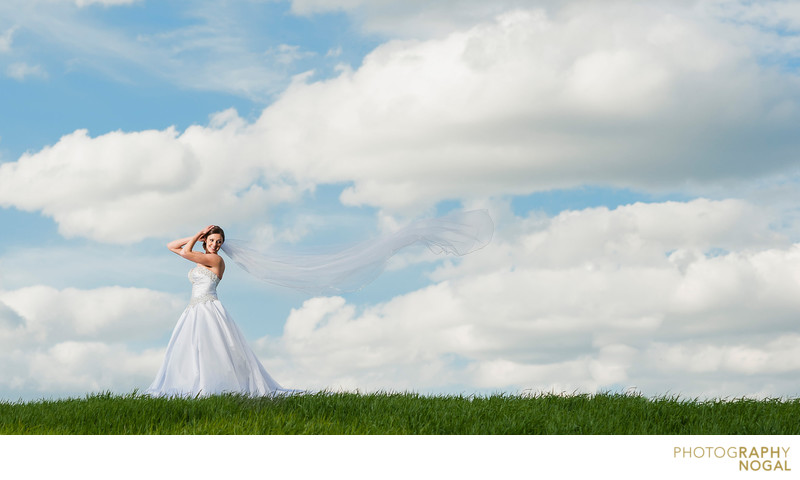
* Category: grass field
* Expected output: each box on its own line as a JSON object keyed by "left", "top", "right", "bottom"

{"left": 1, "top": 391, "right": 798, "bottom": 434}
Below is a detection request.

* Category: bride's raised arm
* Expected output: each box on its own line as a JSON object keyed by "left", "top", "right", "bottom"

{"left": 167, "top": 225, "right": 221, "bottom": 267}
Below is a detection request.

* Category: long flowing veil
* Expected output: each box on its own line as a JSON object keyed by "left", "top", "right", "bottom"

{"left": 220, "top": 209, "right": 494, "bottom": 295}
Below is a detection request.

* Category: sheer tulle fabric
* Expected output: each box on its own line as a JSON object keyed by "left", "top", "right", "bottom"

{"left": 220, "top": 209, "right": 494, "bottom": 295}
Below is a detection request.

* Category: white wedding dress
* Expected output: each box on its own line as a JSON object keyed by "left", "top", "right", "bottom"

{"left": 145, "top": 210, "right": 493, "bottom": 397}
{"left": 145, "top": 265, "right": 289, "bottom": 397}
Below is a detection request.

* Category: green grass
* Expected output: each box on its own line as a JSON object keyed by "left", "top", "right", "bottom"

{"left": 1, "top": 391, "right": 798, "bottom": 434}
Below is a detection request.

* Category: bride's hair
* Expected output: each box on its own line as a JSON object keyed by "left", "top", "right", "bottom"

{"left": 202, "top": 226, "right": 225, "bottom": 252}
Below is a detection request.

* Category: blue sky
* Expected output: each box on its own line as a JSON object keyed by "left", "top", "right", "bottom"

{"left": 2, "top": 0, "right": 800, "bottom": 401}
{"left": 0, "top": 1, "right": 372, "bottom": 159}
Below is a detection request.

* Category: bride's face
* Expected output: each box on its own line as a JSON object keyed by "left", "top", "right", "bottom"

{"left": 205, "top": 233, "right": 223, "bottom": 254}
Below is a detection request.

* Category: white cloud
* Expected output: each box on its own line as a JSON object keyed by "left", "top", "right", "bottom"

{"left": 74, "top": 0, "right": 139, "bottom": 6}
{"left": 287, "top": 0, "right": 800, "bottom": 56}
{"left": 647, "top": 337, "right": 800, "bottom": 376}
{"left": 252, "top": 199, "right": 800, "bottom": 398}
{"left": 5, "top": 62, "right": 47, "bottom": 80}
{"left": 0, "top": 0, "right": 294, "bottom": 100}
{"left": 0, "top": 285, "right": 181, "bottom": 397}
{"left": 3, "top": 199, "right": 799, "bottom": 399}
{"left": 265, "top": 44, "right": 317, "bottom": 65}
{"left": 257, "top": 6, "right": 800, "bottom": 211}
{"left": 2, "top": 341, "right": 163, "bottom": 395}
{"left": 288, "top": 0, "right": 552, "bottom": 37}
{"left": 0, "top": 285, "right": 183, "bottom": 344}
{"left": 0, "top": 26, "right": 16, "bottom": 53}
{"left": 0, "top": 116, "right": 313, "bottom": 243}
{"left": 4, "top": 4, "right": 800, "bottom": 243}
{"left": 31, "top": 0, "right": 140, "bottom": 5}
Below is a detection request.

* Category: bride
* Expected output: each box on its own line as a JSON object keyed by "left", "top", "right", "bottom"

{"left": 146, "top": 225, "right": 288, "bottom": 397}
{"left": 146, "top": 210, "right": 493, "bottom": 397}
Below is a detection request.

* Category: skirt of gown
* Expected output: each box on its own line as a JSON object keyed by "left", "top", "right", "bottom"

{"left": 145, "top": 299, "right": 288, "bottom": 398}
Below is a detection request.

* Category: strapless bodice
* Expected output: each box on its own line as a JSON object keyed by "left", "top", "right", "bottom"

{"left": 188, "top": 266, "right": 220, "bottom": 306}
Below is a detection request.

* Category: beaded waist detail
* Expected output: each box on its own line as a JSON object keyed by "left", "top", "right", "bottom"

{"left": 188, "top": 293, "right": 218, "bottom": 307}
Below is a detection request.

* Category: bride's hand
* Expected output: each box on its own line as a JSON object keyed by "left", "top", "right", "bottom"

{"left": 199, "top": 225, "right": 215, "bottom": 238}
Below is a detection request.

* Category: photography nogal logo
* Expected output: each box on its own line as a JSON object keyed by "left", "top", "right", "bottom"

{"left": 674, "top": 446, "right": 791, "bottom": 472}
